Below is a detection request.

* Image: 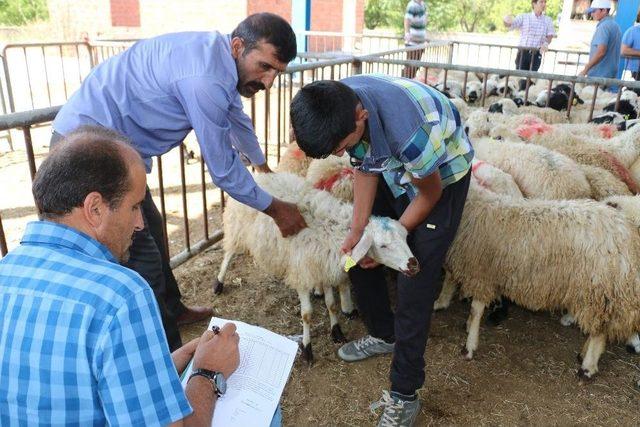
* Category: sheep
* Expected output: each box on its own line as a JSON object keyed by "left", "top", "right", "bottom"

{"left": 559, "top": 313, "right": 640, "bottom": 354}
{"left": 275, "top": 142, "right": 312, "bottom": 176}
{"left": 603, "top": 89, "right": 639, "bottom": 119}
{"left": 444, "top": 185, "right": 640, "bottom": 379}
{"left": 472, "top": 137, "right": 592, "bottom": 200}
{"left": 469, "top": 159, "right": 523, "bottom": 198}
{"left": 488, "top": 98, "right": 518, "bottom": 114}
{"left": 489, "top": 123, "right": 639, "bottom": 195}
{"left": 214, "top": 172, "right": 419, "bottom": 362}
{"left": 496, "top": 77, "right": 518, "bottom": 98}
{"left": 433, "top": 161, "right": 523, "bottom": 311}
{"left": 465, "top": 81, "right": 484, "bottom": 103}
{"left": 305, "top": 156, "right": 354, "bottom": 203}
{"left": 579, "top": 164, "right": 634, "bottom": 199}
{"left": 449, "top": 97, "right": 471, "bottom": 122}
{"left": 464, "top": 110, "right": 544, "bottom": 139}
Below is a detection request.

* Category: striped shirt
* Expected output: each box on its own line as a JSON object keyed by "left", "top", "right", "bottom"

{"left": 344, "top": 74, "right": 474, "bottom": 199}
{"left": 0, "top": 221, "right": 191, "bottom": 426}
{"left": 405, "top": 0, "right": 427, "bottom": 45}
{"left": 511, "top": 12, "right": 555, "bottom": 49}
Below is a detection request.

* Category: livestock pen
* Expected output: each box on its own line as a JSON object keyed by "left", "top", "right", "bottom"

{"left": 0, "top": 41, "right": 639, "bottom": 424}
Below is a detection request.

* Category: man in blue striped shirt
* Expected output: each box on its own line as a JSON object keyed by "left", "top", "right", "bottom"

{"left": 291, "top": 75, "right": 472, "bottom": 426}
{"left": 51, "top": 13, "right": 307, "bottom": 351}
{"left": 0, "top": 127, "right": 240, "bottom": 425}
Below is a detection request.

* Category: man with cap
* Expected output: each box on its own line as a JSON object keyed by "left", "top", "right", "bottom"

{"left": 578, "top": 0, "right": 622, "bottom": 79}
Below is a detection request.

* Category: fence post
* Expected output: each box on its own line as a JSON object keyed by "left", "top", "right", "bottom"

{"left": 352, "top": 58, "right": 362, "bottom": 75}
{"left": 0, "top": 52, "right": 14, "bottom": 150}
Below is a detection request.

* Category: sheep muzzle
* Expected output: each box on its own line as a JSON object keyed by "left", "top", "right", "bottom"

{"left": 401, "top": 257, "right": 420, "bottom": 277}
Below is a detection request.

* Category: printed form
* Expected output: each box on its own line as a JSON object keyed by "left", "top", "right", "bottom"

{"left": 181, "top": 317, "right": 298, "bottom": 427}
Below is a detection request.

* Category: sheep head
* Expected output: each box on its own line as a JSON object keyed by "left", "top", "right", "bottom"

{"left": 343, "top": 216, "right": 419, "bottom": 277}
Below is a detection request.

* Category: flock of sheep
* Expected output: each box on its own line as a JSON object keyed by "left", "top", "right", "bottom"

{"left": 212, "top": 71, "right": 640, "bottom": 387}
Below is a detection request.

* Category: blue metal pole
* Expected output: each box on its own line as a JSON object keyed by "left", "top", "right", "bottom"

{"left": 615, "top": 0, "right": 640, "bottom": 78}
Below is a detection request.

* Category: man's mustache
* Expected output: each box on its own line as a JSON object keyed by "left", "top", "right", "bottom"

{"left": 245, "top": 81, "right": 265, "bottom": 91}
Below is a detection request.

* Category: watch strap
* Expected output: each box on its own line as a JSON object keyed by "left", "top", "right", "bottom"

{"left": 188, "top": 368, "right": 222, "bottom": 397}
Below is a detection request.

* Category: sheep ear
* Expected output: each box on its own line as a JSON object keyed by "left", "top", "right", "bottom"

{"left": 350, "top": 231, "right": 374, "bottom": 264}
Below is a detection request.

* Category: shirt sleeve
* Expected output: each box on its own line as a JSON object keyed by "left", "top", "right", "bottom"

{"left": 228, "top": 93, "right": 267, "bottom": 166}
{"left": 173, "top": 76, "right": 273, "bottom": 211}
{"left": 623, "top": 27, "right": 633, "bottom": 46}
{"left": 511, "top": 14, "right": 524, "bottom": 30}
{"left": 95, "top": 287, "right": 192, "bottom": 426}
{"left": 546, "top": 17, "right": 555, "bottom": 36}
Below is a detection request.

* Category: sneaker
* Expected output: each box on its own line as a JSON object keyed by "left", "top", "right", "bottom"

{"left": 370, "top": 390, "right": 420, "bottom": 427}
{"left": 337, "top": 335, "right": 394, "bottom": 362}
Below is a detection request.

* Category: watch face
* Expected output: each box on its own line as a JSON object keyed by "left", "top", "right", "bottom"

{"left": 215, "top": 373, "right": 227, "bottom": 395}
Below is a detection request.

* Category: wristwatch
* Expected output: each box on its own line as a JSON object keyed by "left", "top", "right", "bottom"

{"left": 188, "top": 368, "right": 227, "bottom": 397}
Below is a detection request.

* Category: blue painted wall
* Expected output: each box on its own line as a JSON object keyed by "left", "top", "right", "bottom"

{"left": 615, "top": 0, "right": 640, "bottom": 77}
{"left": 291, "top": 0, "right": 311, "bottom": 53}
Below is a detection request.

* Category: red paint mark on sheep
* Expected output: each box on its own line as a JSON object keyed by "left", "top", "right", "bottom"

{"left": 471, "top": 160, "right": 491, "bottom": 189}
{"left": 597, "top": 124, "right": 616, "bottom": 139}
{"left": 314, "top": 168, "right": 354, "bottom": 192}
{"left": 598, "top": 149, "right": 640, "bottom": 194}
{"left": 516, "top": 122, "right": 552, "bottom": 140}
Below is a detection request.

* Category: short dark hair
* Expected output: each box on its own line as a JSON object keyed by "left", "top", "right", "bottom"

{"left": 231, "top": 13, "right": 297, "bottom": 63}
{"left": 290, "top": 80, "right": 360, "bottom": 159}
{"left": 33, "top": 126, "right": 133, "bottom": 220}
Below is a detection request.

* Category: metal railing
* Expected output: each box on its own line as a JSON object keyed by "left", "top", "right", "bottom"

{"left": 298, "top": 31, "right": 403, "bottom": 54}
{"left": 360, "top": 54, "right": 640, "bottom": 120}
{"left": 447, "top": 40, "right": 591, "bottom": 75}
{"left": 3, "top": 47, "right": 640, "bottom": 262}
{"left": 0, "top": 57, "right": 356, "bottom": 266}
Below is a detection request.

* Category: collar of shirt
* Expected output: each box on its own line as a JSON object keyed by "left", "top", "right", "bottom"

{"left": 21, "top": 221, "right": 118, "bottom": 263}
{"left": 343, "top": 75, "right": 426, "bottom": 172}
{"left": 597, "top": 15, "right": 613, "bottom": 28}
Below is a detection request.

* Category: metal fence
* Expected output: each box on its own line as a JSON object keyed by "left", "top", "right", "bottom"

{"left": 0, "top": 57, "right": 356, "bottom": 268}
{"left": 298, "top": 31, "right": 403, "bottom": 54}
{"left": 2, "top": 44, "right": 640, "bottom": 263}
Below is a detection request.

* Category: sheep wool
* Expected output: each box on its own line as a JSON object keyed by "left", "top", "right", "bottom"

{"left": 217, "top": 172, "right": 417, "bottom": 362}
{"left": 446, "top": 185, "right": 640, "bottom": 378}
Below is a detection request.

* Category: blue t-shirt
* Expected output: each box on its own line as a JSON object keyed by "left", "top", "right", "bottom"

{"left": 622, "top": 25, "right": 640, "bottom": 73}
{"left": 588, "top": 16, "right": 622, "bottom": 78}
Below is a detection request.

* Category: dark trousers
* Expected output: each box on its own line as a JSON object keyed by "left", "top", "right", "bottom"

{"left": 515, "top": 49, "right": 542, "bottom": 91}
{"left": 348, "top": 171, "right": 470, "bottom": 396}
{"left": 50, "top": 131, "right": 185, "bottom": 350}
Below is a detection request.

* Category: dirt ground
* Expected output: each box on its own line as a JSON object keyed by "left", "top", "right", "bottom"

{"left": 2, "top": 132, "right": 639, "bottom": 426}
{"left": 174, "top": 207, "right": 640, "bottom": 427}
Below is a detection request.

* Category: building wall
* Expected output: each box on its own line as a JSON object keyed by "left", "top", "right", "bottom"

{"left": 47, "top": 0, "right": 248, "bottom": 40}
{"left": 44, "top": 0, "right": 364, "bottom": 42}
{"left": 247, "top": 0, "right": 291, "bottom": 22}
{"left": 110, "top": 0, "right": 141, "bottom": 27}
{"left": 310, "top": 0, "right": 343, "bottom": 32}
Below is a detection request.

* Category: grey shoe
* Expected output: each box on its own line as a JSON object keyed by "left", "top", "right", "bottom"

{"left": 337, "top": 335, "right": 394, "bottom": 362}
{"left": 370, "top": 390, "right": 421, "bottom": 427}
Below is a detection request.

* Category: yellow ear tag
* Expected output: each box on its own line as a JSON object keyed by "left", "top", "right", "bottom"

{"left": 344, "top": 256, "right": 357, "bottom": 272}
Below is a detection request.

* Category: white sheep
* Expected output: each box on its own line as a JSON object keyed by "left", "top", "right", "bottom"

{"left": 443, "top": 185, "right": 640, "bottom": 379}
{"left": 305, "top": 156, "right": 354, "bottom": 203}
{"left": 215, "top": 172, "right": 419, "bottom": 362}
{"left": 472, "top": 137, "right": 592, "bottom": 200}
{"left": 275, "top": 142, "right": 312, "bottom": 176}
{"left": 468, "top": 159, "right": 523, "bottom": 198}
